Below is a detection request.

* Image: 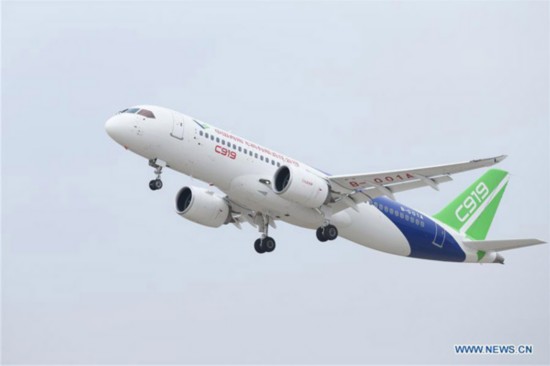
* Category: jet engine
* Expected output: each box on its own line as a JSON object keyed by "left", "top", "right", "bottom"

{"left": 273, "top": 165, "right": 330, "bottom": 208}
{"left": 175, "top": 186, "right": 231, "bottom": 228}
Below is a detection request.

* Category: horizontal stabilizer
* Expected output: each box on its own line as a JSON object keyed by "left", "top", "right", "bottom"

{"left": 464, "top": 238, "right": 546, "bottom": 252}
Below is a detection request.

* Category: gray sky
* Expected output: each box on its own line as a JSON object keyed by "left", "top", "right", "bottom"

{"left": 2, "top": 1, "right": 548, "bottom": 364}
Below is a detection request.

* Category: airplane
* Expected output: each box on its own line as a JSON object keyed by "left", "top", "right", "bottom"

{"left": 105, "top": 105, "right": 545, "bottom": 263}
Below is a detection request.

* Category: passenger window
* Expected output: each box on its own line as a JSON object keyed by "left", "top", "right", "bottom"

{"left": 238, "top": 146, "right": 242, "bottom": 152}
{"left": 211, "top": 135, "right": 214, "bottom": 141}
{"left": 222, "top": 140, "right": 225, "bottom": 146}
{"left": 216, "top": 137, "right": 220, "bottom": 143}
{"left": 255, "top": 153, "right": 258, "bottom": 159}
{"left": 137, "top": 109, "right": 155, "bottom": 118}
{"left": 199, "top": 130, "right": 203, "bottom": 136}
{"left": 260, "top": 156, "right": 264, "bottom": 161}
{"left": 271, "top": 160, "right": 275, "bottom": 165}
{"left": 233, "top": 144, "right": 236, "bottom": 149}
{"left": 205, "top": 133, "right": 209, "bottom": 139}
{"left": 277, "top": 162, "right": 281, "bottom": 167}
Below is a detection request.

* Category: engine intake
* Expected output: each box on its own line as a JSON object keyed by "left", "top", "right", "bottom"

{"left": 175, "top": 186, "right": 230, "bottom": 228}
{"left": 273, "top": 165, "right": 330, "bottom": 208}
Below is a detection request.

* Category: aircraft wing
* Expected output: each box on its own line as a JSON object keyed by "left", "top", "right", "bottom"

{"left": 326, "top": 155, "right": 506, "bottom": 212}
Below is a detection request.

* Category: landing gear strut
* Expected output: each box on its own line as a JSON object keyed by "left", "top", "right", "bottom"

{"left": 254, "top": 215, "right": 276, "bottom": 254}
{"left": 148, "top": 159, "right": 164, "bottom": 191}
{"left": 316, "top": 224, "right": 338, "bottom": 242}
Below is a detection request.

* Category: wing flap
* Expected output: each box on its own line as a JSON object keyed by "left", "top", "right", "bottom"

{"left": 328, "top": 175, "right": 453, "bottom": 212}
{"left": 464, "top": 239, "right": 546, "bottom": 252}
{"left": 329, "top": 155, "right": 506, "bottom": 194}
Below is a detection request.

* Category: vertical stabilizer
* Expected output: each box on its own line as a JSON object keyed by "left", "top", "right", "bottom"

{"left": 433, "top": 169, "right": 509, "bottom": 240}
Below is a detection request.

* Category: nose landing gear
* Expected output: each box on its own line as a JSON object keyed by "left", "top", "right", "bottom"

{"left": 149, "top": 178, "right": 163, "bottom": 190}
{"left": 148, "top": 159, "right": 165, "bottom": 191}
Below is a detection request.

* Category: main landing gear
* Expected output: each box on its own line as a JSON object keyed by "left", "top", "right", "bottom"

{"left": 254, "top": 215, "right": 276, "bottom": 254}
{"left": 254, "top": 237, "right": 276, "bottom": 254}
{"left": 148, "top": 159, "right": 164, "bottom": 191}
{"left": 316, "top": 224, "right": 338, "bottom": 242}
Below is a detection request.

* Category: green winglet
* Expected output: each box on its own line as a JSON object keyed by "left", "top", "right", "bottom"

{"left": 433, "top": 169, "right": 509, "bottom": 240}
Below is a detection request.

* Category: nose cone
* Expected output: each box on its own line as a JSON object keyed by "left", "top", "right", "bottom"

{"left": 105, "top": 116, "right": 126, "bottom": 144}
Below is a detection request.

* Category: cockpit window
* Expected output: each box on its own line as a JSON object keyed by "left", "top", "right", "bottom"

{"left": 117, "top": 107, "right": 155, "bottom": 118}
{"left": 138, "top": 109, "right": 155, "bottom": 119}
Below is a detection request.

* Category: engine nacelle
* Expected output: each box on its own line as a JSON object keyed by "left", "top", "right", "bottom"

{"left": 175, "top": 186, "right": 230, "bottom": 228}
{"left": 273, "top": 165, "right": 330, "bottom": 208}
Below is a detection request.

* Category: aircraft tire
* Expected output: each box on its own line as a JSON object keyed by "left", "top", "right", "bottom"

{"left": 254, "top": 239, "right": 266, "bottom": 254}
{"left": 316, "top": 227, "right": 328, "bottom": 242}
{"left": 264, "top": 237, "right": 276, "bottom": 252}
{"left": 325, "top": 225, "right": 338, "bottom": 241}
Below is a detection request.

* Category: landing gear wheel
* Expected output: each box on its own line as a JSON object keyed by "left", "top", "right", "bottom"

{"left": 316, "top": 227, "right": 328, "bottom": 242}
{"left": 316, "top": 225, "right": 338, "bottom": 242}
{"left": 324, "top": 224, "right": 338, "bottom": 241}
{"left": 148, "top": 159, "right": 165, "bottom": 191}
{"left": 254, "top": 239, "right": 266, "bottom": 254}
{"left": 149, "top": 179, "right": 163, "bottom": 191}
{"left": 263, "top": 237, "right": 276, "bottom": 252}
